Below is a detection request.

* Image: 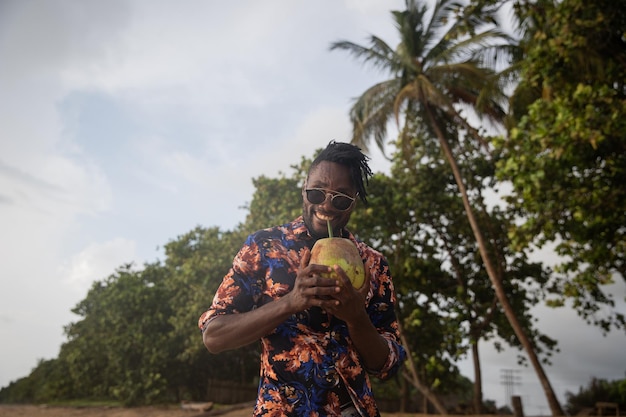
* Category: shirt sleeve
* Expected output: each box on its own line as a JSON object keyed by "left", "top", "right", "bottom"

{"left": 198, "top": 234, "right": 265, "bottom": 332}
{"left": 362, "top": 249, "right": 407, "bottom": 380}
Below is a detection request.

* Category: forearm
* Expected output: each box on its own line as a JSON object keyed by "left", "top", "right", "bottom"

{"left": 202, "top": 296, "right": 295, "bottom": 353}
{"left": 346, "top": 311, "right": 390, "bottom": 372}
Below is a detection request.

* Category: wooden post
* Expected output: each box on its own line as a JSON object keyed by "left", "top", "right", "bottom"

{"left": 512, "top": 395, "right": 524, "bottom": 417}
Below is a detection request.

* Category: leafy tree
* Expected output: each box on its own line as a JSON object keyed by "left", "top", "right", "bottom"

{"left": 496, "top": 0, "right": 626, "bottom": 332}
{"left": 163, "top": 225, "right": 258, "bottom": 399}
{"left": 351, "top": 121, "right": 556, "bottom": 413}
{"left": 2, "top": 264, "right": 178, "bottom": 405}
{"left": 331, "top": 0, "right": 564, "bottom": 414}
{"left": 0, "top": 359, "right": 71, "bottom": 404}
{"left": 564, "top": 376, "right": 626, "bottom": 416}
{"left": 241, "top": 171, "right": 304, "bottom": 233}
{"left": 350, "top": 170, "right": 456, "bottom": 414}
{"left": 62, "top": 263, "right": 175, "bottom": 405}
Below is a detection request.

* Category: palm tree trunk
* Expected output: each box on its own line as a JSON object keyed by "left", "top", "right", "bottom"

{"left": 424, "top": 104, "right": 565, "bottom": 416}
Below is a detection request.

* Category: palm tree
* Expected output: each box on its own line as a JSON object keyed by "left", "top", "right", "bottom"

{"left": 331, "top": 0, "right": 565, "bottom": 415}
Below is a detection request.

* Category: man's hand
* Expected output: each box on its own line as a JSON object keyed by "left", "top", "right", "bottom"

{"left": 284, "top": 248, "right": 342, "bottom": 313}
{"left": 322, "top": 263, "right": 371, "bottom": 324}
{"left": 324, "top": 261, "right": 389, "bottom": 372}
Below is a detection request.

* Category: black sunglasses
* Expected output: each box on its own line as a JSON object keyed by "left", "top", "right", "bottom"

{"left": 305, "top": 188, "right": 356, "bottom": 211}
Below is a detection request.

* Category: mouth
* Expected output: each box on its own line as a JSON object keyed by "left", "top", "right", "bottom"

{"left": 314, "top": 211, "right": 334, "bottom": 223}
{"left": 313, "top": 211, "right": 337, "bottom": 233}
{"left": 310, "top": 210, "right": 338, "bottom": 238}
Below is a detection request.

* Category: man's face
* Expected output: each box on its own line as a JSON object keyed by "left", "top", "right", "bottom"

{"left": 302, "top": 161, "right": 357, "bottom": 240}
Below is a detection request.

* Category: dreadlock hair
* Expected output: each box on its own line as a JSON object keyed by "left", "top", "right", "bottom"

{"left": 309, "top": 140, "right": 373, "bottom": 204}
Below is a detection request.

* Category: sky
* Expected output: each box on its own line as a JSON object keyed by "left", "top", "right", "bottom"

{"left": 0, "top": 1, "right": 624, "bottom": 414}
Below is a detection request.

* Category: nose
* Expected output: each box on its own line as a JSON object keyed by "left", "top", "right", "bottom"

{"left": 319, "top": 193, "right": 334, "bottom": 210}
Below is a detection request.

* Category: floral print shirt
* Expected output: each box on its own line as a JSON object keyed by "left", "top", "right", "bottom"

{"left": 198, "top": 217, "right": 405, "bottom": 417}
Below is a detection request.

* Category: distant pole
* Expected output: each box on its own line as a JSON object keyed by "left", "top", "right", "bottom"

{"left": 500, "top": 369, "right": 522, "bottom": 408}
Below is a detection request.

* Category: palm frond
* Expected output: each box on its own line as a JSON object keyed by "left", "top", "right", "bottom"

{"left": 393, "top": 0, "right": 429, "bottom": 58}
{"left": 393, "top": 83, "right": 419, "bottom": 124}
{"left": 432, "top": 28, "right": 510, "bottom": 67}
{"left": 475, "top": 42, "right": 520, "bottom": 72}
{"left": 424, "top": 0, "right": 459, "bottom": 39}
{"left": 349, "top": 79, "right": 402, "bottom": 153}
{"left": 330, "top": 37, "right": 398, "bottom": 74}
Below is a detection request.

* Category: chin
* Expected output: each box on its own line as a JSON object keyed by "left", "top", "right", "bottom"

{"left": 303, "top": 214, "right": 327, "bottom": 239}
{"left": 310, "top": 225, "right": 329, "bottom": 239}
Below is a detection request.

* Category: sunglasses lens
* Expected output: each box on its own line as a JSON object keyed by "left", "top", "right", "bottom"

{"left": 306, "top": 189, "right": 354, "bottom": 211}
{"left": 306, "top": 189, "right": 326, "bottom": 204}
{"left": 332, "top": 196, "right": 353, "bottom": 211}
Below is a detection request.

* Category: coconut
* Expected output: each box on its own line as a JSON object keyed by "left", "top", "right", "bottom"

{"left": 310, "top": 237, "right": 365, "bottom": 289}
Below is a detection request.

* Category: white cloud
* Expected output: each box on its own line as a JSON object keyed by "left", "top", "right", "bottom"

{"left": 60, "top": 238, "right": 140, "bottom": 296}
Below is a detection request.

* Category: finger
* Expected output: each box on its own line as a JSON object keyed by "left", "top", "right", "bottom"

{"left": 315, "top": 283, "right": 341, "bottom": 297}
{"left": 331, "top": 265, "right": 353, "bottom": 288}
{"left": 300, "top": 247, "right": 311, "bottom": 269}
{"left": 317, "top": 298, "right": 340, "bottom": 310}
{"left": 308, "top": 264, "right": 334, "bottom": 276}
{"left": 298, "top": 276, "right": 339, "bottom": 297}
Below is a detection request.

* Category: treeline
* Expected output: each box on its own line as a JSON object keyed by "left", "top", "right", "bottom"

{"left": 1, "top": 0, "right": 625, "bottom": 413}
{"left": 0, "top": 226, "right": 258, "bottom": 405}
{"left": 0, "top": 161, "right": 623, "bottom": 411}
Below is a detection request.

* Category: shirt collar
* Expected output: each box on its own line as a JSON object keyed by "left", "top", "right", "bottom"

{"left": 292, "top": 216, "right": 310, "bottom": 238}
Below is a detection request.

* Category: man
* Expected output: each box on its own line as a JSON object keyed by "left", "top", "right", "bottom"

{"left": 198, "top": 141, "right": 405, "bottom": 417}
